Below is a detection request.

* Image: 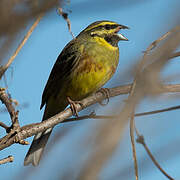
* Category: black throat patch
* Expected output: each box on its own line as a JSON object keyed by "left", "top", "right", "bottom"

{"left": 104, "top": 35, "right": 120, "bottom": 47}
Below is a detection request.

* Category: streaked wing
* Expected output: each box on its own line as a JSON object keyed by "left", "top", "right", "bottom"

{"left": 40, "top": 39, "right": 81, "bottom": 109}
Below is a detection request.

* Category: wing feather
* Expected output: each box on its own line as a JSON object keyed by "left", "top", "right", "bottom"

{"left": 40, "top": 39, "right": 81, "bottom": 109}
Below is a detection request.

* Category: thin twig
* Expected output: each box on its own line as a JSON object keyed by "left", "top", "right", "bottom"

{"left": 64, "top": 104, "right": 180, "bottom": 123}
{"left": 141, "top": 28, "right": 179, "bottom": 69}
{"left": 135, "top": 105, "right": 180, "bottom": 117}
{"left": 0, "top": 156, "right": 14, "bottom": 165}
{"left": 130, "top": 110, "right": 138, "bottom": 180}
{"left": 0, "top": 122, "right": 10, "bottom": 133}
{"left": 0, "top": 122, "right": 9, "bottom": 130}
{"left": 0, "top": 102, "right": 29, "bottom": 113}
{"left": 169, "top": 51, "right": 180, "bottom": 59}
{"left": 136, "top": 131, "right": 174, "bottom": 180}
{"left": 0, "top": 13, "right": 44, "bottom": 79}
{"left": 58, "top": 7, "right": 75, "bottom": 39}
{"left": 0, "top": 88, "right": 16, "bottom": 124}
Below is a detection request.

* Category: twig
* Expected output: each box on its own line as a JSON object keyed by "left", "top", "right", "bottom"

{"left": 0, "top": 83, "right": 179, "bottom": 148}
{"left": 0, "top": 82, "right": 180, "bottom": 151}
{"left": 0, "top": 89, "right": 23, "bottom": 146}
{"left": 136, "top": 131, "right": 174, "bottom": 180}
{"left": 65, "top": 104, "right": 180, "bottom": 122}
{"left": 64, "top": 104, "right": 180, "bottom": 123}
{"left": 0, "top": 13, "right": 44, "bottom": 79}
{"left": 57, "top": 7, "right": 75, "bottom": 39}
{"left": 0, "top": 102, "right": 29, "bottom": 113}
{"left": 0, "top": 88, "right": 16, "bottom": 124}
{"left": 135, "top": 105, "right": 180, "bottom": 117}
{"left": 130, "top": 110, "right": 138, "bottom": 180}
{"left": 169, "top": 51, "right": 180, "bottom": 59}
{"left": 143, "top": 31, "right": 172, "bottom": 53}
{"left": 141, "top": 27, "right": 179, "bottom": 69}
{"left": 0, "top": 156, "right": 14, "bottom": 165}
{"left": 0, "top": 122, "right": 10, "bottom": 132}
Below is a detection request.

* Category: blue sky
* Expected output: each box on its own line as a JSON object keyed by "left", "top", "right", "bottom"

{"left": 1, "top": 0, "right": 180, "bottom": 179}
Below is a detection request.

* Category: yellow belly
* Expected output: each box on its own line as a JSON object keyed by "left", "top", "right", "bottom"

{"left": 66, "top": 56, "right": 118, "bottom": 100}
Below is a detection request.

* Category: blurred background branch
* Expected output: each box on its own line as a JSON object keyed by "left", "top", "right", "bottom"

{"left": 0, "top": 0, "right": 60, "bottom": 66}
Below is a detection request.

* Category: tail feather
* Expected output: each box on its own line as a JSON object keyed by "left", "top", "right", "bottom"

{"left": 24, "top": 128, "right": 52, "bottom": 166}
{"left": 24, "top": 98, "right": 67, "bottom": 166}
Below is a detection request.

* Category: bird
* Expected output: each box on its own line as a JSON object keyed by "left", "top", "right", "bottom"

{"left": 24, "top": 20, "right": 129, "bottom": 166}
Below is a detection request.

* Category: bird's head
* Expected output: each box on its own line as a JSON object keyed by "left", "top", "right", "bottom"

{"left": 78, "top": 20, "right": 129, "bottom": 47}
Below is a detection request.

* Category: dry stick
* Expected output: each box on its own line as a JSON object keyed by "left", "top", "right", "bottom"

{"left": 135, "top": 105, "right": 180, "bottom": 117}
{"left": 169, "top": 51, "right": 180, "bottom": 59}
{"left": 0, "top": 83, "right": 180, "bottom": 151}
{"left": 0, "top": 88, "right": 16, "bottom": 124}
{"left": 124, "top": 81, "right": 139, "bottom": 180}
{"left": 0, "top": 13, "right": 44, "bottom": 79}
{"left": 0, "top": 88, "right": 20, "bottom": 134}
{"left": 0, "top": 155, "right": 14, "bottom": 165}
{"left": 141, "top": 27, "right": 179, "bottom": 68}
{"left": 0, "top": 122, "right": 10, "bottom": 132}
{"left": 0, "top": 102, "right": 29, "bottom": 114}
{"left": 0, "top": 84, "right": 135, "bottom": 151}
{"left": 135, "top": 129, "right": 174, "bottom": 180}
{"left": 0, "top": 89, "right": 28, "bottom": 145}
{"left": 130, "top": 111, "right": 138, "bottom": 180}
{"left": 64, "top": 104, "right": 180, "bottom": 123}
{"left": 58, "top": 7, "right": 75, "bottom": 39}
{"left": 128, "top": 100, "right": 139, "bottom": 180}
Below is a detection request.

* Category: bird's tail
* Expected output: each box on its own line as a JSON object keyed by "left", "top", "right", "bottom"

{"left": 24, "top": 99, "right": 67, "bottom": 166}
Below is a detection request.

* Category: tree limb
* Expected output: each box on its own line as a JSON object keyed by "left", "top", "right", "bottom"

{"left": 0, "top": 155, "right": 14, "bottom": 165}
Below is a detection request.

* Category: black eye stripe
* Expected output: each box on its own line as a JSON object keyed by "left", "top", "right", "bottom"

{"left": 104, "top": 24, "right": 111, "bottom": 30}
{"left": 104, "top": 24, "right": 118, "bottom": 30}
{"left": 91, "top": 24, "right": 119, "bottom": 31}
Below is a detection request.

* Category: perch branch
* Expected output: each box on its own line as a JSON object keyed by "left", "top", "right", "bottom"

{"left": 0, "top": 83, "right": 180, "bottom": 151}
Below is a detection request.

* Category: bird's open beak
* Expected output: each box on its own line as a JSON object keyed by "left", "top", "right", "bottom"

{"left": 117, "top": 33, "right": 128, "bottom": 41}
{"left": 115, "top": 25, "right": 129, "bottom": 41}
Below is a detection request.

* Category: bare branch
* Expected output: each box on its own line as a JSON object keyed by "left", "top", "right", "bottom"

{"left": 130, "top": 111, "right": 138, "bottom": 180}
{"left": 169, "top": 51, "right": 180, "bottom": 59}
{"left": 136, "top": 134, "right": 174, "bottom": 180}
{"left": 0, "top": 155, "right": 14, "bottom": 165}
{"left": 0, "top": 88, "right": 16, "bottom": 124}
{"left": 0, "top": 82, "right": 180, "bottom": 151}
{"left": 58, "top": 7, "right": 75, "bottom": 39}
{"left": 135, "top": 105, "right": 180, "bottom": 117}
{"left": 0, "top": 122, "right": 10, "bottom": 132}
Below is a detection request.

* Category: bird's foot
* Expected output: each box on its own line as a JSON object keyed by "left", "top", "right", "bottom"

{"left": 97, "top": 88, "right": 110, "bottom": 106}
{"left": 67, "top": 97, "right": 83, "bottom": 117}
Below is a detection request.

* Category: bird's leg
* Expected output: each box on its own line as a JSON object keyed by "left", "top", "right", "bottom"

{"left": 97, "top": 88, "right": 110, "bottom": 106}
{"left": 67, "top": 97, "right": 83, "bottom": 117}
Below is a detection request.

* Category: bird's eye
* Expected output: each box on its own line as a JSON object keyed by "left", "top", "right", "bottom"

{"left": 104, "top": 24, "right": 111, "bottom": 30}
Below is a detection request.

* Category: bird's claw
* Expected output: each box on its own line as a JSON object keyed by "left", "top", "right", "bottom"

{"left": 67, "top": 97, "right": 83, "bottom": 117}
{"left": 97, "top": 88, "right": 110, "bottom": 106}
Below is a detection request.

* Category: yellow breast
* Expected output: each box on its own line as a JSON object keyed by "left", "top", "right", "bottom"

{"left": 66, "top": 42, "right": 119, "bottom": 100}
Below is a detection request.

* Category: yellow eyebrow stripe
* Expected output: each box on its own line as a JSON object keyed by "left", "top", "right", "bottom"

{"left": 84, "top": 22, "right": 117, "bottom": 32}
